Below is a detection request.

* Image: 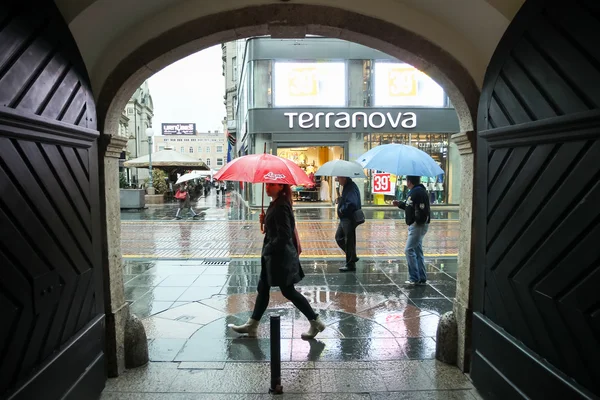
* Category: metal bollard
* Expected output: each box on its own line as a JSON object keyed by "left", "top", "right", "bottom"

{"left": 269, "top": 314, "right": 283, "bottom": 394}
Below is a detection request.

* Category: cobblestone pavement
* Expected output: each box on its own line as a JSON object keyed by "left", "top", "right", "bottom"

{"left": 121, "top": 193, "right": 459, "bottom": 259}
{"left": 107, "top": 193, "right": 477, "bottom": 398}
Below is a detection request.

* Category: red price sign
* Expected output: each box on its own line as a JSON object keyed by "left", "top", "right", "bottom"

{"left": 372, "top": 173, "right": 395, "bottom": 195}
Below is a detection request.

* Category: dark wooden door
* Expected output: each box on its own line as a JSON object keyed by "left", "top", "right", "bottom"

{"left": 0, "top": 1, "right": 105, "bottom": 399}
{"left": 472, "top": 0, "right": 600, "bottom": 398}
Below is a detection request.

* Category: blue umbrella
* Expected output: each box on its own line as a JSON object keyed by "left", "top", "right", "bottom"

{"left": 356, "top": 143, "right": 444, "bottom": 177}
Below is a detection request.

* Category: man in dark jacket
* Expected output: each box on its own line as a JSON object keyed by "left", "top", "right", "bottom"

{"left": 393, "top": 175, "right": 431, "bottom": 285}
{"left": 335, "top": 176, "right": 362, "bottom": 272}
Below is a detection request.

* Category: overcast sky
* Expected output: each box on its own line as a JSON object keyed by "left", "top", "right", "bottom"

{"left": 147, "top": 45, "right": 225, "bottom": 135}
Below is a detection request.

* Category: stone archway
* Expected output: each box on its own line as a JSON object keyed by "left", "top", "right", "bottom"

{"left": 96, "top": 3, "right": 478, "bottom": 376}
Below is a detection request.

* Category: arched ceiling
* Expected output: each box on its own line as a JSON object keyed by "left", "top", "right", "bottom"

{"left": 54, "top": 0, "right": 524, "bottom": 96}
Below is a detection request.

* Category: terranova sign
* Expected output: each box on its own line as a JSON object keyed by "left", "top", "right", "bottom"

{"left": 248, "top": 108, "right": 459, "bottom": 134}
{"left": 285, "top": 110, "right": 416, "bottom": 129}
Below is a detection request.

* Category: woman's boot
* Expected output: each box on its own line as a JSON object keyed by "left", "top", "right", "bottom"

{"left": 301, "top": 316, "right": 326, "bottom": 339}
{"left": 229, "top": 318, "right": 259, "bottom": 337}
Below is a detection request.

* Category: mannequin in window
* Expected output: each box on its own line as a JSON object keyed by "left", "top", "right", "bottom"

{"left": 319, "top": 178, "right": 331, "bottom": 202}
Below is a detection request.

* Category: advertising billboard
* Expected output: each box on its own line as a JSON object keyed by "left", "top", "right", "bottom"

{"left": 162, "top": 123, "right": 196, "bottom": 135}
{"left": 373, "top": 62, "right": 445, "bottom": 107}
{"left": 273, "top": 62, "right": 346, "bottom": 107}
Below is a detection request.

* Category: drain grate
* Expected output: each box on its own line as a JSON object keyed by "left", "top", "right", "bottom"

{"left": 201, "top": 258, "right": 230, "bottom": 266}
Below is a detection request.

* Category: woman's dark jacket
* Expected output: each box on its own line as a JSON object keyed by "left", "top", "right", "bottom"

{"left": 261, "top": 195, "right": 304, "bottom": 287}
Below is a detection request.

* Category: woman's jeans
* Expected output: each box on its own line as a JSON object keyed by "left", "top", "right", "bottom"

{"left": 405, "top": 223, "right": 429, "bottom": 282}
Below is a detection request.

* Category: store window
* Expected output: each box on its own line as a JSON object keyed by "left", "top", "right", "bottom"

{"left": 273, "top": 61, "right": 346, "bottom": 107}
{"left": 362, "top": 133, "right": 449, "bottom": 205}
{"left": 373, "top": 62, "right": 445, "bottom": 107}
{"left": 217, "top": 158, "right": 224, "bottom": 166}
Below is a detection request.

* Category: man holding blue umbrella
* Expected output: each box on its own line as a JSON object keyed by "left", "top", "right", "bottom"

{"left": 393, "top": 175, "right": 431, "bottom": 285}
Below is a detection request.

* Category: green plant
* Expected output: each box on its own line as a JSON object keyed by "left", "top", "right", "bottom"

{"left": 148, "top": 169, "right": 168, "bottom": 194}
{"left": 119, "top": 172, "right": 127, "bottom": 188}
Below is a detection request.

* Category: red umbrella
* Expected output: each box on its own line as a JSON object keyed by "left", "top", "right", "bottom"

{"left": 213, "top": 153, "right": 312, "bottom": 186}
{"left": 214, "top": 153, "right": 312, "bottom": 231}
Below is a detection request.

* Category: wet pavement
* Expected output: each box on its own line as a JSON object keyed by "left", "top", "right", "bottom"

{"left": 105, "top": 193, "right": 479, "bottom": 398}
{"left": 121, "top": 193, "right": 459, "bottom": 260}
{"left": 120, "top": 191, "right": 460, "bottom": 222}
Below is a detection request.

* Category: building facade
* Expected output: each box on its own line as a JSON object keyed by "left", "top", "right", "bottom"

{"left": 225, "top": 37, "right": 462, "bottom": 207}
{"left": 120, "top": 81, "right": 154, "bottom": 186}
{"left": 153, "top": 130, "right": 228, "bottom": 170}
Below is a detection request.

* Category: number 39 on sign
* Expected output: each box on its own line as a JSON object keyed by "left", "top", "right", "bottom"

{"left": 372, "top": 173, "right": 396, "bottom": 195}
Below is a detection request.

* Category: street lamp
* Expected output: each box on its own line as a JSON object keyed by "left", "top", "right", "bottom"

{"left": 146, "top": 127, "right": 155, "bottom": 195}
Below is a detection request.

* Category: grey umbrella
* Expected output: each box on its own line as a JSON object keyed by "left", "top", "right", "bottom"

{"left": 315, "top": 159, "right": 367, "bottom": 178}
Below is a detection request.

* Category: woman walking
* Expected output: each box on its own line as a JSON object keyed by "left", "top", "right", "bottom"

{"left": 175, "top": 183, "right": 199, "bottom": 219}
{"left": 229, "top": 183, "right": 325, "bottom": 339}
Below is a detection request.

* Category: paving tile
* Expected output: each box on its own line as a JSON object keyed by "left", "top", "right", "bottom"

{"left": 142, "top": 317, "right": 202, "bottom": 339}
{"left": 355, "top": 272, "right": 394, "bottom": 285}
{"left": 418, "top": 360, "right": 474, "bottom": 390}
{"left": 126, "top": 274, "right": 169, "bottom": 287}
{"left": 125, "top": 286, "right": 152, "bottom": 302}
{"left": 157, "top": 275, "right": 201, "bottom": 287}
{"left": 429, "top": 282, "right": 457, "bottom": 299}
{"left": 167, "top": 364, "right": 270, "bottom": 393}
{"left": 177, "top": 286, "right": 223, "bottom": 302}
{"left": 291, "top": 338, "right": 405, "bottom": 362}
{"left": 100, "top": 393, "right": 203, "bottom": 400}
{"left": 319, "top": 368, "right": 386, "bottom": 393}
{"left": 154, "top": 302, "right": 226, "bottom": 325}
{"left": 397, "top": 337, "right": 437, "bottom": 359}
{"left": 148, "top": 338, "right": 187, "bottom": 362}
{"left": 174, "top": 338, "right": 292, "bottom": 362}
{"left": 399, "top": 285, "right": 446, "bottom": 299}
{"left": 378, "top": 360, "right": 436, "bottom": 391}
{"left": 370, "top": 390, "right": 478, "bottom": 399}
{"left": 103, "top": 363, "right": 180, "bottom": 393}
{"left": 130, "top": 298, "right": 173, "bottom": 319}
{"left": 192, "top": 274, "right": 231, "bottom": 287}
{"left": 324, "top": 274, "right": 360, "bottom": 286}
{"left": 177, "top": 361, "right": 226, "bottom": 369}
{"left": 410, "top": 299, "right": 454, "bottom": 316}
{"left": 145, "top": 287, "right": 188, "bottom": 302}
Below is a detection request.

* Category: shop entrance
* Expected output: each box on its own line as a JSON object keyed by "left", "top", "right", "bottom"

{"left": 276, "top": 144, "right": 345, "bottom": 203}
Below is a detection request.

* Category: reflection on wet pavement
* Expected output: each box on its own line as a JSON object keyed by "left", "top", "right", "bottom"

{"left": 120, "top": 192, "right": 459, "bottom": 222}
{"left": 123, "top": 258, "right": 456, "bottom": 363}
{"left": 121, "top": 217, "right": 460, "bottom": 259}
{"left": 105, "top": 192, "right": 480, "bottom": 398}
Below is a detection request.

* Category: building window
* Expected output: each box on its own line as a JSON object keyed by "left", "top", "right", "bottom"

{"left": 159, "top": 146, "right": 165, "bottom": 151}
{"left": 189, "top": 147, "right": 194, "bottom": 153}
{"left": 216, "top": 145, "right": 223, "bottom": 153}
{"left": 127, "top": 107, "right": 134, "bottom": 115}
{"left": 180, "top": 146, "right": 184, "bottom": 153}
{"left": 198, "top": 146, "right": 202, "bottom": 153}
{"left": 232, "top": 56, "right": 237, "bottom": 78}
{"left": 206, "top": 146, "right": 210, "bottom": 153}
{"left": 217, "top": 158, "right": 224, "bottom": 166}
{"left": 206, "top": 158, "right": 211, "bottom": 166}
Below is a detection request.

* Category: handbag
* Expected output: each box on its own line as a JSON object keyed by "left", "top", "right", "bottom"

{"left": 175, "top": 190, "right": 186, "bottom": 200}
{"left": 353, "top": 209, "right": 365, "bottom": 225}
